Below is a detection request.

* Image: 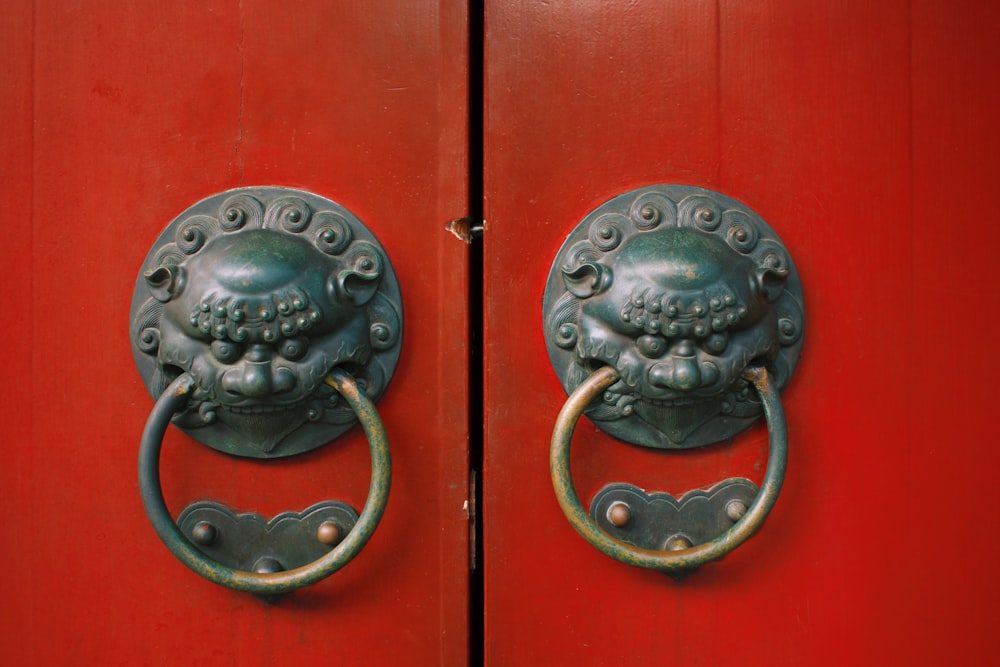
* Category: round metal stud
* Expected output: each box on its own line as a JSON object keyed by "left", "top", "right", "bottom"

{"left": 664, "top": 535, "right": 693, "bottom": 551}
{"left": 725, "top": 499, "right": 748, "bottom": 522}
{"left": 606, "top": 501, "right": 632, "bottom": 527}
{"left": 190, "top": 521, "right": 217, "bottom": 546}
{"left": 317, "top": 521, "right": 342, "bottom": 546}
{"left": 253, "top": 557, "right": 285, "bottom": 574}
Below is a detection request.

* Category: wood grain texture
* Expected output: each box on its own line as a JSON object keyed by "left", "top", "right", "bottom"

{"left": 484, "top": 0, "right": 1000, "bottom": 663}
{"left": 1, "top": 2, "right": 469, "bottom": 664}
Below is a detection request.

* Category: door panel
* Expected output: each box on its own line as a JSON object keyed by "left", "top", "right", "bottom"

{"left": 484, "top": 0, "right": 999, "bottom": 664}
{"left": 0, "top": 1, "right": 468, "bottom": 664}
{"left": 4, "top": 1, "right": 999, "bottom": 664}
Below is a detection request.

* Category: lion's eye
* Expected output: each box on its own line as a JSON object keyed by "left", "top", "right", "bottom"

{"left": 279, "top": 337, "right": 309, "bottom": 361}
{"left": 636, "top": 334, "right": 668, "bottom": 358}
{"left": 703, "top": 333, "right": 729, "bottom": 355}
{"left": 211, "top": 340, "right": 242, "bottom": 364}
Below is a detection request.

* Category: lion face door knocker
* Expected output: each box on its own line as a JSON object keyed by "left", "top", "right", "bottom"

{"left": 543, "top": 185, "right": 804, "bottom": 574}
{"left": 130, "top": 187, "right": 401, "bottom": 595}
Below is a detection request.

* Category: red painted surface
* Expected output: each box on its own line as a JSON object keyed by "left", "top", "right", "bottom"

{"left": 5, "top": 1, "right": 1000, "bottom": 664}
{"left": 484, "top": 0, "right": 1000, "bottom": 664}
{"left": 0, "top": 2, "right": 468, "bottom": 665}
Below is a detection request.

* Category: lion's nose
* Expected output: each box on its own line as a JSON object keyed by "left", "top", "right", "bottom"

{"left": 222, "top": 362, "right": 274, "bottom": 397}
{"left": 649, "top": 357, "right": 702, "bottom": 391}
{"left": 647, "top": 339, "right": 711, "bottom": 392}
{"left": 221, "top": 345, "right": 296, "bottom": 398}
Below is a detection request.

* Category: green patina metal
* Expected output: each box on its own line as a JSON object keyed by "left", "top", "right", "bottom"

{"left": 176, "top": 500, "right": 361, "bottom": 575}
{"left": 138, "top": 368, "right": 392, "bottom": 595}
{"left": 544, "top": 186, "right": 801, "bottom": 572}
{"left": 542, "top": 185, "right": 804, "bottom": 450}
{"left": 549, "top": 365, "right": 787, "bottom": 572}
{"left": 589, "top": 478, "right": 761, "bottom": 554}
{"left": 130, "top": 187, "right": 403, "bottom": 459}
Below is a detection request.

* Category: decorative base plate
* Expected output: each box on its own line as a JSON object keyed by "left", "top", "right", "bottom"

{"left": 177, "top": 500, "right": 359, "bottom": 574}
{"left": 590, "top": 478, "right": 758, "bottom": 553}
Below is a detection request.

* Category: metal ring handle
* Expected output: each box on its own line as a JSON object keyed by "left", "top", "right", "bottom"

{"left": 550, "top": 365, "right": 787, "bottom": 572}
{"left": 138, "top": 368, "right": 391, "bottom": 594}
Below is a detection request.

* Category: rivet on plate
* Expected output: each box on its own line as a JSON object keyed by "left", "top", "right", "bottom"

{"left": 606, "top": 501, "right": 632, "bottom": 527}
{"left": 316, "top": 521, "right": 342, "bottom": 546}
{"left": 253, "top": 557, "right": 285, "bottom": 574}
{"left": 725, "top": 499, "right": 748, "bottom": 522}
{"left": 190, "top": 521, "right": 217, "bottom": 546}
{"left": 664, "top": 534, "right": 693, "bottom": 551}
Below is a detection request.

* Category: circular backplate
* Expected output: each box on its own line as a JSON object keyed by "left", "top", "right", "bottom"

{"left": 542, "top": 185, "right": 804, "bottom": 449}
{"left": 130, "top": 187, "right": 402, "bottom": 458}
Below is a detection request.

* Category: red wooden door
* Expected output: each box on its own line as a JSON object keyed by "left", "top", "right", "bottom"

{"left": 4, "top": 1, "right": 1000, "bottom": 665}
{"left": 0, "top": 2, "right": 469, "bottom": 664}
{"left": 484, "top": 1, "right": 1000, "bottom": 664}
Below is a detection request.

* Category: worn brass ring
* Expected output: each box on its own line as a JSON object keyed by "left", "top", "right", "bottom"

{"left": 550, "top": 365, "right": 787, "bottom": 572}
{"left": 138, "top": 368, "right": 391, "bottom": 594}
